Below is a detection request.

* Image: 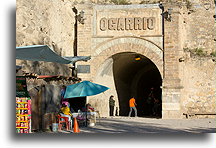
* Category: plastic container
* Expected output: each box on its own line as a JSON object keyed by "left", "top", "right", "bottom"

{"left": 89, "top": 122, "right": 95, "bottom": 127}
{"left": 52, "top": 123, "right": 58, "bottom": 132}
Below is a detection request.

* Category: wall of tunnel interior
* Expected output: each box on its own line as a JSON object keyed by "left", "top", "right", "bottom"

{"left": 112, "top": 52, "right": 162, "bottom": 117}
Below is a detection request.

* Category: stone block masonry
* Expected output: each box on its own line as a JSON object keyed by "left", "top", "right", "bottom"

{"left": 16, "top": 0, "right": 215, "bottom": 119}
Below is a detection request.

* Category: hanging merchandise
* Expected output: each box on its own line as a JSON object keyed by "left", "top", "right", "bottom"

{"left": 16, "top": 97, "right": 31, "bottom": 133}
{"left": 16, "top": 76, "right": 31, "bottom": 133}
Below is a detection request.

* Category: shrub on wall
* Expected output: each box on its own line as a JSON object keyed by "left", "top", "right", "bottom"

{"left": 185, "top": 0, "right": 193, "bottom": 10}
{"left": 110, "top": 0, "right": 131, "bottom": 5}
{"left": 183, "top": 47, "right": 209, "bottom": 57}
{"left": 140, "top": 0, "right": 161, "bottom": 4}
{"left": 210, "top": 51, "right": 216, "bottom": 57}
{"left": 193, "top": 48, "right": 206, "bottom": 56}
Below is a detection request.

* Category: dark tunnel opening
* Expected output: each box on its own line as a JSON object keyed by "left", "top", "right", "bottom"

{"left": 113, "top": 52, "right": 162, "bottom": 118}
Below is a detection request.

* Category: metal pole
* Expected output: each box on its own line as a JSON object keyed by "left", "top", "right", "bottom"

{"left": 85, "top": 104, "right": 88, "bottom": 127}
{"left": 72, "top": 7, "right": 78, "bottom": 77}
{"left": 159, "top": 3, "right": 165, "bottom": 79}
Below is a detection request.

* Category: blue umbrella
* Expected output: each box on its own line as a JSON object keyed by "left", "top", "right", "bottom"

{"left": 64, "top": 81, "right": 109, "bottom": 98}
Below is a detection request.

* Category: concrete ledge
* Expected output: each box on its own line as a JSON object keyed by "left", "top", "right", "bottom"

{"left": 94, "top": 4, "right": 160, "bottom": 10}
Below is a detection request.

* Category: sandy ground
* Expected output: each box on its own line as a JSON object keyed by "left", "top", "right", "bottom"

{"left": 58, "top": 116, "right": 216, "bottom": 134}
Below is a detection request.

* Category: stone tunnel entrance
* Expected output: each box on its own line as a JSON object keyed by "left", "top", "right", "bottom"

{"left": 113, "top": 52, "right": 162, "bottom": 118}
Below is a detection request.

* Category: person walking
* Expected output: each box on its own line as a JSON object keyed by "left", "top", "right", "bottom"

{"left": 128, "top": 97, "right": 137, "bottom": 117}
{"left": 109, "top": 95, "right": 115, "bottom": 116}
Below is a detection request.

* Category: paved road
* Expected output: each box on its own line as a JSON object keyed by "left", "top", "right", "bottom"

{"left": 78, "top": 117, "right": 216, "bottom": 133}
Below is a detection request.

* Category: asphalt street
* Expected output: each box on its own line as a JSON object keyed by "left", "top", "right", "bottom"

{"left": 76, "top": 116, "right": 216, "bottom": 134}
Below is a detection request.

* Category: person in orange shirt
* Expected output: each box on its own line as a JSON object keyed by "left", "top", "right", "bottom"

{"left": 128, "top": 97, "right": 137, "bottom": 117}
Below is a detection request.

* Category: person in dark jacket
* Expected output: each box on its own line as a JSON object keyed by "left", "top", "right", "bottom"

{"left": 109, "top": 95, "right": 115, "bottom": 116}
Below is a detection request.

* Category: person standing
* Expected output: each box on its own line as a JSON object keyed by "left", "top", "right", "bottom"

{"left": 128, "top": 97, "right": 137, "bottom": 117}
{"left": 60, "top": 85, "right": 70, "bottom": 108}
{"left": 60, "top": 85, "right": 66, "bottom": 99}
{"left": 146, "top": 87, "right": 154, "bottom": 116}
{"left": 60, "top": 85, "right": 66, "bottom": 104}
{"left": 109, "top": 95, "right": 115, "bottom": 116}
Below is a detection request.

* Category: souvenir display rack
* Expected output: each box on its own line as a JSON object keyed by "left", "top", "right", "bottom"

{"left": 16, "top": 97, "right": 31, "bottom": 133}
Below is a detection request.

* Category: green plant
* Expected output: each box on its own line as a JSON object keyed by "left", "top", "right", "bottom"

{"left": 194, "top": 48, "right": 206, "bottom": 56}
{"left": 140, "top": 0, "right": 161, "bottom": 4}
{"left": 140, "top": 0, "right": 149, "bottom": 4}
{"left": 210, "top": 51, "right": 216, "bottom": 57}
{"left": 183, "top": 47, "right": 190, "bottom": 52}
{"left": 183, "top": 47, "right": 208, "bottom": 57}
{"left": 185, "top": 0, "right": 192, "bottom": 10}
{"left": 110, "top": 0, "right": 131, "bottom": 5}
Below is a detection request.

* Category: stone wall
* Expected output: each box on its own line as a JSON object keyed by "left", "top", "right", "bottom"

{"left": 16, "top": 0, "right": 216, "bottom": 118}
{"left": 181, "top": 55, "right": 216, "bottom": 118}
{"left": 182, "top": 0, "right": 215, "bottom": 54}
{"left": 180, "top": 0, "right": 216, "bottom": 118}
{"left": 162, "top": 3, "right": 183, "bottom": 118}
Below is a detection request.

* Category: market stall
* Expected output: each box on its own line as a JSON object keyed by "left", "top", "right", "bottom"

{"left": 64, "top": 81, "right": 108, "bottom": 127}
{"left": 16, "top": 76, "right": 31, "bottom": 133}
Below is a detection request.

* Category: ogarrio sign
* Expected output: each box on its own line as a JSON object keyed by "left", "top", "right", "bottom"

{"left": 100, "top": 17, "right": 156, "bottom": 31}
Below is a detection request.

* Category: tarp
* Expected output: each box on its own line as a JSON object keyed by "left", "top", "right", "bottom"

{"left": 16, "top": 65, "right": 22, "bottom": 70}
{"left": 16, "top": 45, "right": 91, "bottom": 64}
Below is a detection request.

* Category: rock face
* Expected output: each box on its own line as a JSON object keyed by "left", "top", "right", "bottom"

{"left": 16, "top": 0, "right": 216, "bottom": 118}
{"left": 16, "top": 0, "right": 75, "bottom": 75}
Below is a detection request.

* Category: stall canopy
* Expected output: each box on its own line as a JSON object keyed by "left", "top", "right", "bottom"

{"left": 16, "top": 45, "right": 91, "bottom": 64}
{"left": 64, "top": 81, "right": 109, "bottom": 98}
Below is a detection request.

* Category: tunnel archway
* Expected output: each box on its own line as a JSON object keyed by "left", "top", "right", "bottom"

{"left": 112, "top": 52, "right": 162, "bottom": 118}
{"left": 90, "top": 37, "right": 163, "bottom": 117}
